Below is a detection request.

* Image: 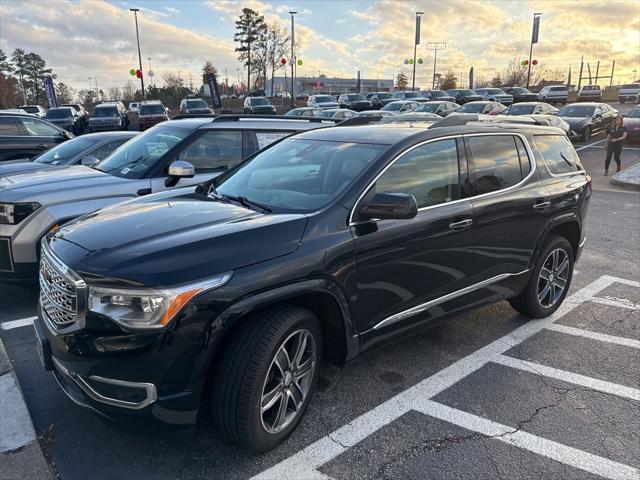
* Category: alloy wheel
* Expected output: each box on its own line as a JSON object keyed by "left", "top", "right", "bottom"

{"left": 537, "top": 248, "right": 570, "bottom": 308}
{"left": 260, "top": 329, "right": 317, "bottom": 434}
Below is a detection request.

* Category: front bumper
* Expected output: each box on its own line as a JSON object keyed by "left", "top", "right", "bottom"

{"left": 89, "top": 122, "right": 120, "bottom": 131}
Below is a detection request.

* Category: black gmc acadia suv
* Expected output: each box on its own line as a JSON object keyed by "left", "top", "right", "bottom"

{"left": 35, "top": 123, "right": 591, "bottom": 452}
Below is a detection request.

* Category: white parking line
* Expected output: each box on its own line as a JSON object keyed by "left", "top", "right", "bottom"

{"left": 252, "top": 275, "right": 630, "bottom": 480}
{"left": 414, "top": 400, "right": 640, "bottom": 480}
{"left": 591, "top": 296, "right": 639, "bottom": 310}
{"left": 576, "top": 139, "right": 605, "bottom": 151}
{"left": 0, "top": 317, "right": 36, "bottom": 331}
{"left": 546, "top": 324, "right": 640, "bottom": 349}
{"left": 493, "top": 355, "right": 640, "bottom": 401}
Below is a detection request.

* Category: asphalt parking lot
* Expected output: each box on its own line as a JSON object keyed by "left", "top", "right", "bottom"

{"left": 0, "top": 103, "right": 638, "bottom": 480}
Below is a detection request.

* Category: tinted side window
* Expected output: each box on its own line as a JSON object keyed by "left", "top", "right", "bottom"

{"left": 177, "top": 130, "right": 243, "bottom": 173}
{"left": 515, "top": 137, "right": 531, "bottom": 177}
{"left": 0, "top": 117, "right": 21, "bottom": 135}
{"left": 18, "top": 117, "right": 61, "bottom": 136}
{"left": 375, "top": 139, "right": 460, "bottom": 208}
{"left": 533, "top": 135, "right": 583, "bottom": 174}
{"left": 466, "top": 135, "right": 522, "bottom": 195}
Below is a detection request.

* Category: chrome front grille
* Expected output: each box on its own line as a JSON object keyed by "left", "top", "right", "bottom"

{"left": 39, "top": 243, "right": 86, "bottom": 333}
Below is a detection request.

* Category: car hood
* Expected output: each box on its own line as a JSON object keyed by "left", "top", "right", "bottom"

{"left": 252, "top": 105, "right": 276, "bottom": 110}
{"left": 0, "top": 165, "right": 132, "bottom": 203}
{"left": 186, "top": 108, "right": 212, "bottom": 114}
{"left": 49, "top": 192, "right": 308, "bottom": 286}
{"left": 316, "top": 102, "right": 340, "bottom": 109}
{"left": 0, "top": 161, "right": 60, "bottom": 178}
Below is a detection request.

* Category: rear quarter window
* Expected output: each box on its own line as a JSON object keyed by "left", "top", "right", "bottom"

{"left": 533, "top": 135, "right": 584, "bottom": 175}
{"left": 466, "top": 135, "right": 524, "bottom": 195}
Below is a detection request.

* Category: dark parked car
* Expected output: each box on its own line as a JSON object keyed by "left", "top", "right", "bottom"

{"left": 556, "top": 103, "right": 617, "bottom": 141}
{"left": 475, "top": 88, "right": 514, "bottom": 105}
{"left": 61, "top": 104, "right": 90, "bottom": 131}
{"left": 503, "top": 102, "right": 558, "bottom": 115}
{"left": 88, "top": 102, "right": 129, "bottom": 132}
{"left": 622, "top": 105, "right": 640, "bottom": 141}
{"left": 446, "top": 89, "right": 483, "bottom": 104}
{"left": 285, "top": 107, "right": 322, "bottom": 117}
{"left": 0, "top": 112, "right": 71, "bottom": 162}
{"left": 502, "top": 87, "right": 538, "bottom": 103}
{"left": 243, "top": 96, "right": 277, "bottom": 115}
{"left": 138, "top": 102, "right": 169, "bottom": 131}
{"left": 35, "top": 122, "right": 590, "bottom": 453}
{"left": 365, "top": 92, "right": 396, "bottom": 109}
{"left": 421, "top": 90, "right": 456, "bottom": 102}
{"left": 44, "top": 107, "right": 84, "bottom": 134}
{"left": 414, "top": 101, "right": 459, "bottom": 116}
{"left": 0, "top": 131, "right": 136, "bottom": 178}
{"left": 393, "top": 90, "right": 428, "bottom": 102}
{"left": 337, "top": 93, "right": 372, "bottom": 111}
{"left": 180, "top": 98, "right": 214, "bottom": 115}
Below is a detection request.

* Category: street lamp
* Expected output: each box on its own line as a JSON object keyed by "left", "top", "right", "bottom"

{"left": 412, "top": 12, "right": 424, "bottom": 91}
{"left": 129, "top": 8, "right": 145, "bottom": 100}
{"left": 289, "top": 11, "right": 297, "bottom": 107}
{"left": 526, "top": 12, "right": 542, "bottom": 89}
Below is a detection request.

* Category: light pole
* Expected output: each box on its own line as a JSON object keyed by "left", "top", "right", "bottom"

{"left": 147, "top": 57, "right": 153, "bottom": 86}
{"left": 426, "top": 42, "right": 446, "bottom": 90}
{"left": 412, "top": 12, "right": 424, "bottom": 91}
{"left": 526, "top": 12, "right": 542, "bottom": 89}
{"left": 129, "top": 8, "right": 145, "bottom": 100}
{"left": 88, "top": 77, "right": 92, "bottom": 102}
{"left": 289, "top": 11, "right": 297, "bottom": 107}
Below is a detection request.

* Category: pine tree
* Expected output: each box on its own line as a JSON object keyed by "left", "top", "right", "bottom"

{"left": 234, "top": 8, "right": 267, "bottom": 93}
{"left": 395, "top": 72, "right": 409, "bottom": 90}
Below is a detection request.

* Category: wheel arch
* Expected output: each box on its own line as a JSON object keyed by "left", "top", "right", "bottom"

{"left": 530, "top": 216, "right": 581, "bottom": 269}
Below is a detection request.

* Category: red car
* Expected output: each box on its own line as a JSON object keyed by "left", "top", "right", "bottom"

{"left": 138, "top": 102, "right": 169, "bottom": 131}
{"left": 622, "top": 105, "right": 640, "bottom": 142}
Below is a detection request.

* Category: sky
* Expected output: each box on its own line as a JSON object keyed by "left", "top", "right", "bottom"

{"left": 0, "top": 0, "right": 638, "bottom": 92}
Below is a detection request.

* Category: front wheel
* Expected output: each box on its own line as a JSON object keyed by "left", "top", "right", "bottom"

{"left": 510, "top": 235, "right": 574, "bottom": 318}
{"left": 211, "top": 305, "right": 322, "bottom": 452}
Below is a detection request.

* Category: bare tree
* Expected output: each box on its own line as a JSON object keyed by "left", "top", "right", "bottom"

{"left": 501, "top": 58, "right": 528, "bottom": 86}
{"left": 162, "top": 72, "right": 182, "bottom": 90}
{"left": 265, "top": 23, "right": 289, "bottom": 97}
{"left": 490, "top": 74, "right": 502, "bottom": 87}
{"left": 107, "top": 87, "right": 121, "bottom": 101}
{"left": 441, "top": 71, "right": 457, "bottom": 90}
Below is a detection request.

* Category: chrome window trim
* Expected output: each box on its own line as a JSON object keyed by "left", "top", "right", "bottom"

{"left": 372, "top": 269, "right": 530, "bottom": 331}
{"left": 51, "top": 357, "right": 157, "bottom": 410}
{"left": 348, "top": 132, "right": 538, "bottom": 226}
{"left": 531, "top": 134, "right": 588, "bottom": 178}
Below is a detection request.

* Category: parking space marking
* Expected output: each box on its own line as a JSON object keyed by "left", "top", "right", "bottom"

{"left": 0, "top": 317, "right": 36, "bottom": 331}
{"left": 591, "top": 296, "right": 639, "bottom": 310}
{"left": 576, "top": 140, "right": 605, "bottom": 152}
{"left": 493, "top": 355, "right": 640, "bottom": 401}
{"left": 252, "top": 274, "right": 632, "bottom": 480}
{"left": 546, "top": 324, "right": 640, "bottom": 349}
{"left": 413, "top": 400, "right": 640, "bottom": 480}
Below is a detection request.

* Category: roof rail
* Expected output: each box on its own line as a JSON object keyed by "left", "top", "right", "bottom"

{"left": 170, "top": 113, "right": 219, "bottom": 120}
{"left": 430, "top": 113, "right": 556, "bottom": 130}
{"left": 336, "top": 116, "right": 385, "bottom": 126}
{"left": 211, "top": 114, "right": 338, "bottom": 123}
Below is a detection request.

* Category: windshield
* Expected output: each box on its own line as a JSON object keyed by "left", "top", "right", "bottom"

{"left": 506, "top": 104, "right": 535, "bottom": 115}
{"left": 377, "top": 93, "right": 394, "bottom": 100}
{"left": 459, "top": 90, "right": 477, "bottom": 96}
{"left": 215, "top": 138, "right": 385, "bottom": 212}
{"left": 347, "top": 94, "right": 365, "bottom": 101}
{"left": 382, "top": 102, "right": 406, "bottom": 111}
{"left": 627, "top": 107, "right": 640, "bottom": 118}
{"left": 21, "top": 106, "right": 39, "bottom": 113}
{"left": 33, "top": 137, "right": 95, "bottom": 165}
{"left": 95, "top": 125, "right": 190, "bottom": 178}
{"left": 512, "top": 88, "right": 528, "bottom": 94}
{"left": 487, "top": 89, "right": 505, "bottom": 94}
{"left": 415, "top": 103, "right": 439, "bottom": 112}
{"left": 400, "top": 91, "right": 420, "bottom": 98}
{"left": 458, "top": 103, "right": 486, "bottom": 113}
{"left": 139, "top": 104, "right": 166, "bottom": 115}
{"left": 430, "top": 91, "right": 446, "bottom": 97}
{"left": 314, "top": 96, "right": 334, "bottom": 103}
{"left": 621, "top": 84, "right": 640, "bottom": 89}
{"left": 93, "top": 107, "right": 119, "bottom": 117}
{"left": 557, "top": 106, "right": 595, "bottom": 117}
{"left": 45, "top": 108, "right": 72, "bottom": 119}
{"left": 186, "top": 99, "right": 208, "bottom": 109}
{"left": 318, "top": 110, "right": 338, "bottom": 117}
{"left": 251, "top": 97, "right": 270, "bottom": 105}
{"left": 550, "top": 87, "right": 567, "bottom": 92}
{"left": 582, "top": 86, "right": 599, "bottom": 91}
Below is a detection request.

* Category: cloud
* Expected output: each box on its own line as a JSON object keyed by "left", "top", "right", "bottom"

{"left": 335, "top": 18, "right": 347, "bottom": 24}
{"left": 164, "top": 6, "right": 181, "bottom": 14}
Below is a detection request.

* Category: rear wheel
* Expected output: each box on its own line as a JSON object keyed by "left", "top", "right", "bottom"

{"left": 510, "top": 235, "right": 574, "bottom": 318}
{"left": 211, "top": 305, "right": 322, "bottom": 452}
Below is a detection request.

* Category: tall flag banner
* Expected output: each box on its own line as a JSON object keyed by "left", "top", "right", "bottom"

{"left": 567, "top": 65, "right": 572, "bottom": 87}
{"left": 356, "top": 71, "right": 361, "bottom": 93}
{"left": 415, "top": 15, "right": 421, "bottom": 45}
{"left": 206, "top": 73, "right": 222, "bottom": 109}
{"left": 469, "top": 67, "right": 474, "bottom": 90}
{"left": 44, "top": 76, "right": 57, "bottom": 108}
{"left": 532, "top": 16, "right": 540, "bottom": 44}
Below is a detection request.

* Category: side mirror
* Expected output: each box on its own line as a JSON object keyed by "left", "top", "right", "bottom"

{"left": 594, "top": 113, "right": 602, "bottom": 119}
{"left": 168, "top": 160, "right": 195, "bottom": 178}
{"left": 81, "top": 156, "right": 100, "bottom": 167}
{"left": 358, "top": 192, "right": 418, "bottom": 221}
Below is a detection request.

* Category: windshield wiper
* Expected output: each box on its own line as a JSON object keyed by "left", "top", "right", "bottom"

{"left": 220, "top": 193, "right": 272, "bottom": 213}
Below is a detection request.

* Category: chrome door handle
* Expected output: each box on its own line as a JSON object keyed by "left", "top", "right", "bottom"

{"left": 449, "top": 219, "right": 473, "bottom": 230}
{"left": 533, "top": 201, "right": 551, "bottom": 210}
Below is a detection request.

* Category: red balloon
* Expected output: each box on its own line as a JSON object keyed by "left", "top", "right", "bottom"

{"left": 136, "top": 69, "right": 142, "bottom": 78}
{"left": 532, "top": 59, "right": 538, "bottom": 65}
{"left": 524, "top": 60, "right": 529, "bottom": 65}
{"left": 280, "top": 58, "right": 287, "bottom": 65}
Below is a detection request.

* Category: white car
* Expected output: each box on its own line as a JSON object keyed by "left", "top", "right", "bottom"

{"left": 307, "top": 95, "right": 339, "bottom": 110}
{"left": 578, "top": 85, "right": 602, "bottom": 102}
{"left": 618, "top": 83, "right": 640, "bottom": 103}
{"left": 380, "top": 100, "right": 419, "bottom": 114}
{"left": 128, "top": 102, "right": 141, "bottom": 113}
{"left": 537, "top": 86, "right": 568, "bottom": 105}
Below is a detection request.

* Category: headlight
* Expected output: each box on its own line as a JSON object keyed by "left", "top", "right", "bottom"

{"left": 88, "top": 272, "right": 232, "bottom": 330}
{"left": 0, "top": 202, "right": 40, "bottom": 224}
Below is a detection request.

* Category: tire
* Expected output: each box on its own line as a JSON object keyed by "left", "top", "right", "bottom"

{"left": 620, "top": 99, "right": 625, "bottom": 104}
{"left": 211, "top": 305, "right": 323, "bottom": 452}
{"left": 582, "top": 126, "right": 591, "bottom": 142}
{"left": 510, "top": 235, "right": 574, "bottom": 318}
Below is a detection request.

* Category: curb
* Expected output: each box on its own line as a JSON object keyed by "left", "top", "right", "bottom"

{"left": 0, "top": 335, "right": 55, "bottom": 479}
{"left": 611, "top": 161, "right": 640, "bottom": 189}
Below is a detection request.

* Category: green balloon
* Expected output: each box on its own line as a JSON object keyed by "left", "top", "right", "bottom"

{"left": 409, "top": 59, "right": 414, "bottom": 64}
{"left": 129, "top": 69, "right": 136, "bottom": 76}
{"left": 418, "top": 58, "right": 423, "bottom": 64}
{"left": 297, "top": 59, "right": 303, "bottom": 66}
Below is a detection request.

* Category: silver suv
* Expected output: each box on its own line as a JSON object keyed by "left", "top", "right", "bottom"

{"left": 537, "top": 86, "right": 568, "bottom": 105}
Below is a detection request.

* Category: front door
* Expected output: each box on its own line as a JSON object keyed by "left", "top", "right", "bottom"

{"left": 353, "top": 138, "right": 477, "bottom": 344}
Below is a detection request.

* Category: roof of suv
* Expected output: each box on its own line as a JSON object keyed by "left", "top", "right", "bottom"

{"left": 166, "top": 115, "right": 337, "bottom": 131}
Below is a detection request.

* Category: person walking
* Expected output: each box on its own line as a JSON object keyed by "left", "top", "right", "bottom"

{"left": 604, "top": 116, "right": 627, "bottom": 176}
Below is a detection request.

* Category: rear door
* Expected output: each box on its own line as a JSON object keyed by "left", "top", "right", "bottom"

{"left": 466, "top": 133, "right": 549, "bottom": 293}
{"left": 0, "top": 117, "right": 29, "bottom": 161}
{"left": 353, "top": 137, "right": 478, "bottom": 340}
{"left": 13, "top": 117, "right": 66, "bottom": 160}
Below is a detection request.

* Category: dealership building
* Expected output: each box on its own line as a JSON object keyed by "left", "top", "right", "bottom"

{"left": 265, "top": 76, "right": 395, "bottom": 96}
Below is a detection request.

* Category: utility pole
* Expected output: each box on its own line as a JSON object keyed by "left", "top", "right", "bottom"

{"left": 609, "top": 60, "right": 615, "bottom": 88}
{"left": 426, "top": 42, "right": 446, "bottom": 90}
{"left": 95, "top": 78, "right": 98, "bottom": 102}
{"left": 129, "top": 8, "right": 145, "bottom": 100}
{"left": 412, "top": 12, "right": 423, "bottom": 90}
{"left": 526, "top": 12, "right": 542, "bottom": 88}
{"left": 289, "top": 11, "right": 297, "bottom": 107}
{"left": 577, "top": 55, "right": 584, "bottom": 92}
{"left": 147, "top": 57, "right": 153, "bottom": 86}
{"left": 88, "top": 77, "right": 92, "bottom": 102}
